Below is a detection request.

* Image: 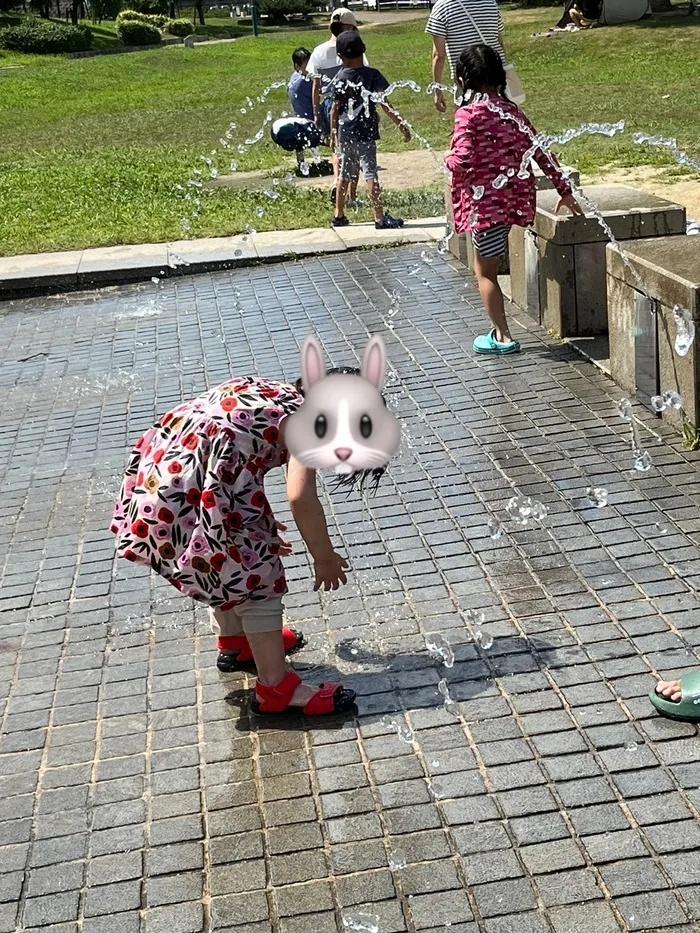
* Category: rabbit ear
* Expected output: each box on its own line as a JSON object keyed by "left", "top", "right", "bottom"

{"left": 361, "top": 335, "right": 387, "bottom": 389}
{"left": 300, "top": 336, "right": 326, "bottom": 390}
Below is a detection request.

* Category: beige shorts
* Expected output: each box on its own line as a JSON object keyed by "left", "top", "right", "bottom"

{"left": 210, "top": 598, "right": 284, "bottom": 637}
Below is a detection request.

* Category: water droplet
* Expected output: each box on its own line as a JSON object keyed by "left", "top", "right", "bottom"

{"left": 431, "top": 759, "right": 440, "bottom": 767}
{"left": 246, "top": 226, "right": 257, "bottom": 236}
{"left": 256, "top": 207, "right": 265, "bottom": 218}
{"left": 237, "top": 144, "right": 246, "bottom": 154}
{"left": 342, "top": 912, "right": 379, "bottom": 933}
{"left": 654, "top": 522, "right": 667, "bottom": 535}
{"left": 234, "top": 249, "right": 242, "bottom": 258}
{"left": 151, "top": 277, "right": 160, "bottom": 285}
{"left": 487, "top": 517, "right": 504, "bottom": 539}
{"left": 674, "top": 305, "right": 695, "bottom": 356}
{"left": 625, "top": 741, "right": 638, "bottom": 751}
{"left": 388, "top": 849, "right": 407, "bottom": 870}
{"left": 181, "top": 218, "right": 191, "bottom": 231}
{"left": 428, "top": 779, "right": 447, "bottom": 800}
{"left": 240, "top": 107, "right": 247, "bottom": 114}
{"left": 663, "top": 389, "right": 683, "bottom": 410}
{"left": 420, "top": 250, "right": 434, "bottom": 265}
{"left": 425, "top": 634, "right": 454, "bottom": 668}
{"left": 474, "top": 630, "right": 494, "bottom": 650}
{"left": 492, "top": 174, "right": 508, "bottom": 190}
{"left": 507, "top": 168, "right": 515, "bottom": 177}
{"left": 651, "top": 395, "right": 666, "bottom": 413}
{"left": 617, "top": 398, "right": 633, "bottom": 422}
{"left": 634, "top": 451, "right": 653, "bottom": 472}
{"left": 472, "top": 185, "right": 485, "bottom": 201}
{"left": 210, "top": 167, "right": 219, "bottom": 179}
{"left": 586, "top": 487, "right": 608, "bottom": 508}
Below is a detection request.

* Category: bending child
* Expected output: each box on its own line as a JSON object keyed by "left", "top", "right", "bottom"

{"left": 446, "top": 44, "right": 582, "bottom": 356}
{"left": 110, "top": 371, "right": 386, "bottom": 717}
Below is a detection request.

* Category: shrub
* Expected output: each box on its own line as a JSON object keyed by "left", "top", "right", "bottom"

{"left": 258, "top": 0, "right": 311, "bottom": 21}
{"left": 0, "top": 18, "right": 93, "bottom": 52}
{"left": 165, "top": 16, "right": 190, "bottom": 33}
{"left": 117, "top": 8, "right": 166, "bottom": 25}
{"left": 116, "top": 19, "right": 161, "bottom": 42}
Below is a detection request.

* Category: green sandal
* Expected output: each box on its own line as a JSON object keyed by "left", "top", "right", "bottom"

{"left": 649, "top": 670, "right": 700, "bottom": 723}
{"left": 473, "top": 328, "right": 521, "bottom": 356}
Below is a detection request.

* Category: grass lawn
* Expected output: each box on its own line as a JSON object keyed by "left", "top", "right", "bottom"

{"left": 0, "top": 7, "right": 699, "bottom": 255}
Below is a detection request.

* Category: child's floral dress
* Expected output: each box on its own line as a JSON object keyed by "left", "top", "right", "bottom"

{"left": 110, "top": 377, "right": 303, "bottom": 609}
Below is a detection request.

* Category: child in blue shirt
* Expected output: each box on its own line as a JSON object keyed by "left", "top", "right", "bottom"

{"left": 289, "top": 47, "right": 314, "bottom": 121}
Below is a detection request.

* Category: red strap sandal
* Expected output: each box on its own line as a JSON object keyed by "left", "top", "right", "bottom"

{"left": 252, "top": 672, "right": 356, "bottom": 717}
{"left": 217, "top": 627, "right": 306, "bottom": 673}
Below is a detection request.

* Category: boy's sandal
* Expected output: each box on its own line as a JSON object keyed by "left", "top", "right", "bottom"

{"left": 252, "top": 671, "right": 357, "bottom": 716}
{"left": 649, "top": 671, "right": 700, "bottom": 723}
{"left": 473, "top": 328, "right": 521, "bottom": 355}
{"left": 217, "top": 627, "right": 306, "bottom": 673}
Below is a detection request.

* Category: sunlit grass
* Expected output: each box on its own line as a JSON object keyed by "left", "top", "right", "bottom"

{"left": 0, "top": 10, "right": 699, "bottom": 254}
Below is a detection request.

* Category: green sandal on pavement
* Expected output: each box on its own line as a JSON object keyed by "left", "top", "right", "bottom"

{"left": 649, "top": 671, "right": 700, "bottom": 723}
{"left": 473, "top": 328, "right": 521, "bottom": 355}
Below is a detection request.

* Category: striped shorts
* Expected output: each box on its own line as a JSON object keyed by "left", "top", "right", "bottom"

{"left": 472, "top": 224, "right": 511, "bottom": 259}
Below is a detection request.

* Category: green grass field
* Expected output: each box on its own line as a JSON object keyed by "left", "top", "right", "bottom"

{"left": 1, "top": 8, "right": 699, "bottom": 255}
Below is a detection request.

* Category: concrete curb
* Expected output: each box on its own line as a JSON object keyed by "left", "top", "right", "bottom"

{"left": 0, "top": 218, "right": 447, "bottom": 300}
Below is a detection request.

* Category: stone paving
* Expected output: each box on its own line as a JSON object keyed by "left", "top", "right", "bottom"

{"left": 1, "top": 246, "right": 700, "bottom": 933}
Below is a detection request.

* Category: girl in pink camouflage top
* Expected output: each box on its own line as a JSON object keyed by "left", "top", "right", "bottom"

{"left": 446, "top": 44, "right": 582, "bottom": 356}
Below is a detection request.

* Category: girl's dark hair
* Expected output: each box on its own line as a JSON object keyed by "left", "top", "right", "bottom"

{"left": 292, "top": 47, "right": 311, "bottom": 68}
{"left": 455, "top": 43, "right": 509, "bottom": 102}
{"left": 294, "top": 367, "right": 387, "bottom": 495}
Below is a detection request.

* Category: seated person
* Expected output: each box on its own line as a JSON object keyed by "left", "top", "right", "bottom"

{"left": 556, "top": 0, "right": 601, "bottom": 27}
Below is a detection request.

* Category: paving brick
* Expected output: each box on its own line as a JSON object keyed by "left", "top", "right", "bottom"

{"left": 548, "top": 902, "right": 621, "bottom": 933}
{"left": 22, "top": 891, "right": 80, "bottom": 927}
{"left": 461, "top": 850, "right": 523, "bottom": 885}
{"left": 599, "top": 857, "right": 669, "bottom": 896}
{"left": 615, "top": 890, "right": 687, "bottom": 930}
{"left": 144, "top": 902, "right": 204, "bottom": 933}
{"left": 84, "top": 879, "right": 142, "bottom": 917}
{"left": 210, "top": 858, "right": 267, "bottom": 895}
{"left": 535, "top": 868, "right": 604, "bottom": 907}
{"left": 520, "top": 839, "right": 586, "bottom": 874}
{"left": 146, "top": 871, "right": 203, "bottom": 907}
{"left": 407, "top": 890, "right": 474, "bottom": 929}
{"left": 472, "top": 878, "right": 538, "bottom": 917}
{"left": 274, "top": 880, "right": 334, "bottom": 917}
{"left": 485, "top": 913, "right": 549, "bottom": 933}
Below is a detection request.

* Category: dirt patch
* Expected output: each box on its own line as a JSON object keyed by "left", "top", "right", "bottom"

{"left": 585, "top": 165, "right": 700, "bottom": 221}
{"left": 209, "top": 148, "right": 446, "bottom": 193}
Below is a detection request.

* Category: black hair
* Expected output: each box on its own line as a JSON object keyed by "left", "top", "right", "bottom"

{"left": 455, "top": 43, "right": 509, "bottom": 103}
{"left": 294, "top": 366, "right": 388, "bottom": 495}
{"left": 292, "top": 47, "right": 311, "bottom": 68}
{"left": 330, "top": 20, "right": 344, "bottom": 36}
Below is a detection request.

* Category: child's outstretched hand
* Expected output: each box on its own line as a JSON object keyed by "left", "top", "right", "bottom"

{"left": 556, "top": 194, "right": 584, "bottom": 216}
{"left": 275, "top": 521, "right": 293, "bottom": 557}
{"left": 313, "top": 550, "right": 349, "bottom": 591}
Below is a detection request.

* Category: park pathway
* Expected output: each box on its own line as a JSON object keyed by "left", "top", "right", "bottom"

{"left": 1, "top": 246, "right": 700, "bottom": 933}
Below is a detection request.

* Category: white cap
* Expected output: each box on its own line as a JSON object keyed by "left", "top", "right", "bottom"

{"left": 330, "top": 7, "right": 358, "bottom": 26}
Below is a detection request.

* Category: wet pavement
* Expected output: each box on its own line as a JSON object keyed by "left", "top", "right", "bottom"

{"left": 1, "top": 246, "right": 700, "bottom": 933}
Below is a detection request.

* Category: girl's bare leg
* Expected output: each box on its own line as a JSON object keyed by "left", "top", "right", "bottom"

{"left": 473, "top": 252, "right": 512, "bottom": 342}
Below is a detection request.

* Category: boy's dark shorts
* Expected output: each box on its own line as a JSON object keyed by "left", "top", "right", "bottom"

{"left": 338, "top": 131, "right": 378, "bottom": 183}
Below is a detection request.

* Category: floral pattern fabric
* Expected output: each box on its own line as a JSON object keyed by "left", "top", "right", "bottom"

{"left": 110, "top": 377, "right": 304, "bottom": 609}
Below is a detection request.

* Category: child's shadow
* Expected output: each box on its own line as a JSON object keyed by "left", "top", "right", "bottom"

{"left": 223, "top": 631, "right": 558, "bottom": 734}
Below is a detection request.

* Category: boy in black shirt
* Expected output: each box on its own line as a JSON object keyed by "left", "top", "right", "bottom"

{"left": 329, "top": 31, "right": 411, "bottom": 230}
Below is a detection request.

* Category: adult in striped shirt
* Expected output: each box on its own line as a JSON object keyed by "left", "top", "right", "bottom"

{"left": 426, "top": 0, "right": 507, "bottom": 112}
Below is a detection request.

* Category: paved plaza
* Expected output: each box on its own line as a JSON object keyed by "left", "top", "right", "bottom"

{"left": 1, "top": 246, "right": 700, "bottom": 933}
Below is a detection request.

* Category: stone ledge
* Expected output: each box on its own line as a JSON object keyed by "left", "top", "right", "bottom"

{"left": 0, "top": 219, "right": 446, "bottom": 300}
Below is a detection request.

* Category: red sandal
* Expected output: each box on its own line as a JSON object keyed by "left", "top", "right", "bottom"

{"left": 217, "top": 627, "right": 306, "bottom": 673}
{"left": 252, "top": 671, "right": 357, "bottom": 717}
